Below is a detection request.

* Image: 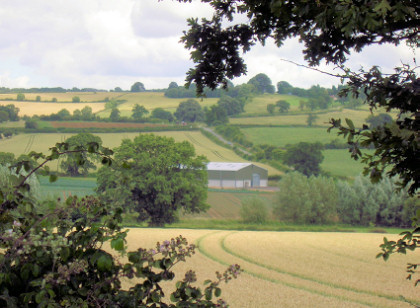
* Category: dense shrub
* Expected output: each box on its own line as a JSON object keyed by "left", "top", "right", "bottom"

{"left": 337, "top": 175, "right": 415, "bottom": 227}
{"left": 240, "top": 197, "right": 269, "bottom": 224}
{"left": 273, "top": 172, "right": 338, "bottom": 224}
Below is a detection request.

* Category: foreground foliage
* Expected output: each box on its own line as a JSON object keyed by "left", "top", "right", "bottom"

{"left": 0, "top": 143, "right": 239, "bottom": 307}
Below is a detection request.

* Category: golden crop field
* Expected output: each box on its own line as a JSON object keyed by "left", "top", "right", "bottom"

{"left": 113, "top": 228, "right": 420, "bottom": 308}
{"left": 95, "top": 92, "right": 219, "bottom": 118}
{"left": 0, "top": 92, "right": 123, "bottom": 102}
{"left": 0, "top": 131, "right": 281, "bottom": 176}
{"left": 0, "top": 101, "right": 106, "bottom": 117}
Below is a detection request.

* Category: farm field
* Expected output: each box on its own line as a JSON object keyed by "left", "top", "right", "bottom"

{"left": 321, "top": 149, "right": 370, "bottom": 178}
{"left": 48, "top": 121, "right": 169, "bottom": 129}
{"left": 0, "top": 131, "right": 281, "bottom": 175}
{"left": 230, "top": 108, "right": 381, "bottom": 127}
{"left": 115, "top": 228, "right": 420, "bottom": 307}
{"left": 95, "top": 92, "right": 219, "bottom": 118}
{"left": 0, "top": 92, "right": 123, "bottom": 102}
{"left": 0, "top": 100, "right": 106, "bottom": 117}
{"left": 243, "top": 93, "right": 307, "bottom": 114}
{"left": 242, "top": 126, "right": 340, "bottom": 147}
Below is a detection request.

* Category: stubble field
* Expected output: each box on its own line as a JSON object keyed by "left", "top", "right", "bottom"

{"left": 116, "top": 228, "right": 420, "bottom": 308}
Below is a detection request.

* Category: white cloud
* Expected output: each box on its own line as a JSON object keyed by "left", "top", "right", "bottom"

{"left": 0, "top": 1, "right": 416, "bottom": 90}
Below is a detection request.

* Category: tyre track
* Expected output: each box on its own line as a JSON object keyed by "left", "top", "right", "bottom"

{"left": 185, "top": 132, "right": 229, "bottom": 161}
{"left": 196, "top": 231, "right": 411, "bottom": 308}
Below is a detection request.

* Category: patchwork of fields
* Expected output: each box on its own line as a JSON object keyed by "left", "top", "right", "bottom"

{"left": 117, "top": 228, "right": 420, "bottom": 308}
{"left": 230, "top": 108, "right": 386, "bottom": 127}
{"left": 0, "top": 131, "right": 280, "bottom": 175}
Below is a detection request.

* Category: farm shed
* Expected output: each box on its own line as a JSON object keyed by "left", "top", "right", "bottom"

{"left": 206, "top": 162, "right": 268, "bottom": 188}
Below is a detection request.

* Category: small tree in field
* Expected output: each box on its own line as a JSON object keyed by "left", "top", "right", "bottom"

{"left": 306, "top": 113, "right": 318, "bottom": 127}
{"left": 17, "top": 93, "right": 25, "bottom": 101}
{"left": 267, "top": 103, "right": 275, "bottom": 114}
{"left": 276, "top": 100, "right": 290, "bottom": 113}
{"left": 283, "top": 142, "right": 324, "bottom": 176}
{"left": 240, "top": 197, "right": 269, "bottom": 224}
{"left": 72, "top": 96, "right": 81, "bottom": 103}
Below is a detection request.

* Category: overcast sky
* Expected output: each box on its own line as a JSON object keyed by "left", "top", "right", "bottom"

{"left": 0, "top": 0, "right": 416, "bottom": 91}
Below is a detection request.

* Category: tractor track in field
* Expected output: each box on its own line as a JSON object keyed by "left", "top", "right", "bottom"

{"left": 185, "top": 132, "right": 229, "bottom": 161}
{"left": 24, "top": 135, "right": 35, "bottom": 153}
{"left": 196, "top": 231, "right": 414, "bottom": 308}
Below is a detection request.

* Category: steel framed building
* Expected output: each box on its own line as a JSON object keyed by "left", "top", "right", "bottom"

{"left": 206, "top": 162, "right": 268, "bottom": 188}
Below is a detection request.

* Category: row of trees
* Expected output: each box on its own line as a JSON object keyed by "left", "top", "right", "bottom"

{"left": 0, "top": 104, "right": 19, "bottom": 122}
{"left": 275, "top": 173, "right": 418, "bottom": 227}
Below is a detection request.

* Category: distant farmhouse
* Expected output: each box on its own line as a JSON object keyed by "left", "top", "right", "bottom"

{"left": 206, "top": 162, "right": 268, "bottom": 189}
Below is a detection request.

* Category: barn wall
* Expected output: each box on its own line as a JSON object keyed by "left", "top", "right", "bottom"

{"left": 207, "top": 164, "right": 268, "bottom": 188}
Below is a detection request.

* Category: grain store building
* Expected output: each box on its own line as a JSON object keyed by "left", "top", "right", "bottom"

{"left": 206, "top": 162, "right": 268, "bottom": 188}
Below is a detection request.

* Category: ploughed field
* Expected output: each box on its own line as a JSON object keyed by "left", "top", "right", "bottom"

{"left": 114, "top": 228, "right": 420, "bottom": 308}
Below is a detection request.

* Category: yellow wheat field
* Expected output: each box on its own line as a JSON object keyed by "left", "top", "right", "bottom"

{"left": 0, "top": 101, "right": 106, "bottom": 117}
{"left": 114, "top": 228, "right": 419, "bottom": 308}
{"left": 95, "top": 92, "right": 219, "bottom": 118}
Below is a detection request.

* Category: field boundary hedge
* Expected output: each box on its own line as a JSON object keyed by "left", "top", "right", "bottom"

{"left": 21, "top": 126, "right": 199, "bottom": 133}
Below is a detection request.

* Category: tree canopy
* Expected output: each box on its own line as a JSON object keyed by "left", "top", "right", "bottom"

{"left": 247, "top": 73, "right": 275, "bottom": 94}
{"left": 131, "top": 104, "right": 149, "bottom": 121}
{"left": 151, "top": 107, "right": 174, "bottom": 122}
{"left": 60, "top": 133, "right": 103, "bottom": 176}
{"left": 283, "top": 142, "right": 324, "bottom": 176}
{"left": 174, "top": 99, "right": 204, "bottom": 123}
{"left": 130, "top": 81, "right": 146, "bottom": 92}
{"left": 96, "top": 134, "right": 209, "bottom": 227}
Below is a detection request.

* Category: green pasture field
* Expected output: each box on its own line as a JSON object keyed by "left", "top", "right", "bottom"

{"left": 230, "top": 108, "right": 395, "bottom": 127}
{"left": 39, "top": 176, "right": 96, "bottom": 198}
{"left": 119, "top": 228, "right": 419, "bottom": 307}
{"left": 0, "top": 131, "right": 280, "bottom": 175}
{"left": 321, "top": 149, "right": 371, "bottom": 178}
{"left": 95, "top": 92, "right": 219, "bottom": 118}
{"left": 244, "top": 94, "right": 307, "bottom": 114}
{"left": 0, "top": 120, "right": 25, "bottom": 128}
{"left": 242, "top": 126, "right": 339, "bottom": 147}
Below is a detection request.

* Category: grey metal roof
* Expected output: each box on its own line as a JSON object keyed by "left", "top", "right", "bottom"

{"left": 206, "top": 162, "right": 252, "bottom": 171}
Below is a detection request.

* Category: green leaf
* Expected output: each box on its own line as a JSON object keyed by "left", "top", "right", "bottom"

{"left": 214, "top": 287, "right": 221, "bottom": 297}
{"left": 49, "top": 174, "right": 58, "bottom": 183}
{"left": 111, "top": 238, "right": 125, "bottom": 251}
{"left": 345, "top": 118, "right": 355, "bottom": 130}
{"left": 97, "top": 254, "right": 113, "bottom": 271}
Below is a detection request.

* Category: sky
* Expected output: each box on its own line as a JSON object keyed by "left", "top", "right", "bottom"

{"left": 0, "top": 0, "right": 416, "bottom": 91}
